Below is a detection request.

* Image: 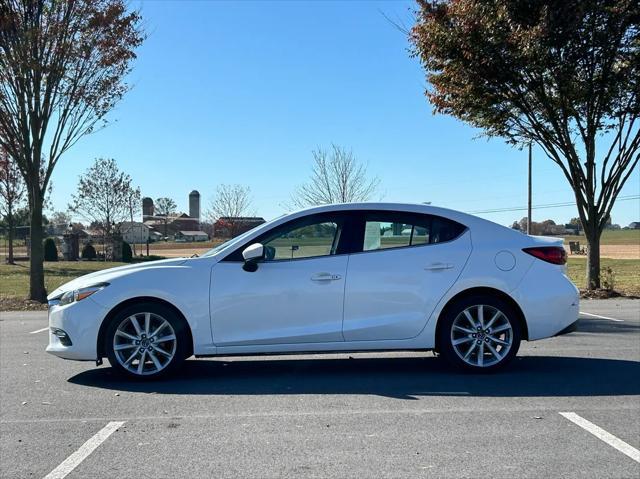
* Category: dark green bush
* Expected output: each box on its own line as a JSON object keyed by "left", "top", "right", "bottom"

{"left": 122, "top": 241, "right": 132, "bottom": 263}
{"left": 43, "top": 238, "right": 58, "bottom": 262}
{"left": 81, "top": 243, "right": 97, "bottom": 260}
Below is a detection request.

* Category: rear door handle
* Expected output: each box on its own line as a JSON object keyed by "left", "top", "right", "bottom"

{"left": 311, "top": 272, "right": 342, "bottom": 281}
{"left": 425, "top": 262, "right": 454, "bottom": 271}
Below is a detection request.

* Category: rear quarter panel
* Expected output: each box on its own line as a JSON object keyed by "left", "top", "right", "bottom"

{"left": 414, "top": 222, "right": 536, "bottom": 348}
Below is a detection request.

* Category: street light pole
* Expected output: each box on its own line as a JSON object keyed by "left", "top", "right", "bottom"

{"left": 527, "top": 143, "right": 532, "bottom": 235}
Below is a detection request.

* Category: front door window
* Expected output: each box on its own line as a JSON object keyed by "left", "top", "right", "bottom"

{"left": 262, "top": 221, "right": 341, "bottom": 260}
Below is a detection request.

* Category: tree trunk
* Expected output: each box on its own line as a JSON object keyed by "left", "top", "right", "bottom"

{"left": 29, "top": 196, "right": 47, "bottom": 302}
{"left": 7, "top": 214, "right": 14, "bottom": 264}
{"left": 585, "top": 228, "right": 601, "bottom": 290}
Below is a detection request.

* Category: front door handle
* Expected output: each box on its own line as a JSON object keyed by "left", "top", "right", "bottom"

{"left": 311, "top": 272, "right": 342, "bottom": 281}
{"left": 425, "top": 262, "right": 454, "bottom": 271}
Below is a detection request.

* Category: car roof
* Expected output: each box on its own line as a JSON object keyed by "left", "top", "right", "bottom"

{"left": 286, "top": 202, "right": 481, "bottom": 227}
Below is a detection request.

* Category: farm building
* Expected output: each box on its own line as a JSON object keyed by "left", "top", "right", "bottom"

{"left": 175, "top": 230, "right": 209, "bottom": 242}
{"left": 120, "top": 222, "right": 152, "bottom": 244}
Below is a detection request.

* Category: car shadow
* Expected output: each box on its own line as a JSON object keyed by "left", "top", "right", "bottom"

{"left": 575, "top": 317, "right": 640, "bottom": 334}
{"left": 68, "top": 355, "right": 640, "bottom": 399}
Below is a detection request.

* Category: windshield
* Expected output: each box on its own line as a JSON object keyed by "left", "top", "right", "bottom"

{"left": 199, "top": 217, "right": 281, "bottom": 258}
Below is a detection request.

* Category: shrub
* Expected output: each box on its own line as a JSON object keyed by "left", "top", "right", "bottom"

{"left": 81, "top": 243, "right": 97, "bottom": 260}
{"left": 122, "top": 241, "right": 133, "bottom": 263}
{"left": 601, "top": 266, "right": 616, "bottom": 291}
{"left": 43, "top": 238, "right": 58, "bottom": 262}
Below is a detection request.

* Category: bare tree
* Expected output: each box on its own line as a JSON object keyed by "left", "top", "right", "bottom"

{"left": 68, "top": 158, "right": 140, "bottom": 236}
{"left": 289, "top": 145, "right": 380, "bottom": 208}
{"left": 0, "top": 0, "right": 144, "bottom": 301}
{"left": 155, "top": 197, "right": 177, "bottom": 238}
{"left": 0, "top": 147, "right": 25, "bottom": 264}
{"left": 206, "top": 184, "right": 253, "bottom": 238}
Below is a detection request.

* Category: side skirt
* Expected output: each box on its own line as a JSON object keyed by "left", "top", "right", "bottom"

{"left": 195, "top": 348, "right": 433, "bottom": 359}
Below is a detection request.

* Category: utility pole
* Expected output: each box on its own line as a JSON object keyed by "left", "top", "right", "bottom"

{"left": 527, "top": 143, "right": 532, "bottom": 235}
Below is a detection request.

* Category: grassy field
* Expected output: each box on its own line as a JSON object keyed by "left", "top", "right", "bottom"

{"left": 0, "top": 261, "right": 125, "bottom": 310}
{"left": 561, "top": 229, "right": 640, "bottom": 245}
{"left": 566, "top": 257, "right": 640, "bottom": 297}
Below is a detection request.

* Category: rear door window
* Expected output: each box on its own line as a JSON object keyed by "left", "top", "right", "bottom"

{"left": 358, "top": 211, "right": 465, "bottom": 252}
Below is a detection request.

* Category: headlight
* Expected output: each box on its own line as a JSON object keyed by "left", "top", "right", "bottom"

{"left": 59, "top": 283, "right": 109, "bottom": 306}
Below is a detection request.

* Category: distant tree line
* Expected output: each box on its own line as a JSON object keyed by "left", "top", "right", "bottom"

{"left": 511, "top": 215, "right": 621, "bottom": 236}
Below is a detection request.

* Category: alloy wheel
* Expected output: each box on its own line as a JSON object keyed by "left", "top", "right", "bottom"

{"left": 450, "top": 304, "right": 513, "bottom": 368}
{"left": 112, "top": 312, "right": 177, "bottom": 376}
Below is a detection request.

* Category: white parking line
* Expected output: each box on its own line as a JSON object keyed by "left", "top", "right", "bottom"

{"left": 43, "top": 421, "right": 125, "bottom": 479}
{"left": 29, "top": 327, "right": 49, "bottom": 334}
{"left": 560, "top": 412, "right": 640, "bottom": 464}
{"left": 580, "top": 311, "right": 624, "bottom": 322}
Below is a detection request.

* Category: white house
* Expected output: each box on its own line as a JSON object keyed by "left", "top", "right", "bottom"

{"left": 120, "top": 222, "right": 151, "bottom": 244}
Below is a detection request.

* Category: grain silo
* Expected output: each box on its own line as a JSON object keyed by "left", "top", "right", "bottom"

{"left": 189, "top": 190, "right": 200, "bottom": 220}
{"left": 142, "top": 197, "right": 154, "bottom": 220}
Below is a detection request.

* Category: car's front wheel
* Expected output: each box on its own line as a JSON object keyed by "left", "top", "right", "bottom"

{"left": 105, "top": 302, "right": 189, "bottom": 379}
{"left": 438, "top": 295, "right": 521, "bottom": 372}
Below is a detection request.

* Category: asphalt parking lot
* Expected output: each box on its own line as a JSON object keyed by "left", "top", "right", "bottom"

{"left": 1, "top": 299, "right": 639, "bottom": 479}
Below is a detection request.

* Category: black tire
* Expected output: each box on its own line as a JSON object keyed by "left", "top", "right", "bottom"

{"left": 105, "top": 302, "right": 189, "bottom": 379}
{"left": 437, "top": 294, "right": 521, "bottom": 372}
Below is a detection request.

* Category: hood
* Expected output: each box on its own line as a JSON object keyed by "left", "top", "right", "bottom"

{"left": 47, "top": 257, "right": 189, "bottom": 300}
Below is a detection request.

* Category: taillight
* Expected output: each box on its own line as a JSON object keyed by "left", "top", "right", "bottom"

{"left": 523, "top": 246, "right": 567, "bottom": 265}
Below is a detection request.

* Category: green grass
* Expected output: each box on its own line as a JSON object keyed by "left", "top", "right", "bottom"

{"left": 561, "top": 229, "right": 640, "bottom": 245}
{"left": 0, "top": 261, "right": 124, "bottom": 299}
{"left": 567, "top": 257, "right": 640, "bottom": 296}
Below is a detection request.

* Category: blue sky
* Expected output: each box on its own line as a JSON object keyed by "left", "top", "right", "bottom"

{"left": 49, "top": 0, "right": 639, "bottom": 227}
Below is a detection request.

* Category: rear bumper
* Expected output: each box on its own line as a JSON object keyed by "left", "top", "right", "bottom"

{"left": 554, "top": 319, "right": 579, "bottom": 337}
{"left": 512, "top": 260, "right": 580, "bottom": 341}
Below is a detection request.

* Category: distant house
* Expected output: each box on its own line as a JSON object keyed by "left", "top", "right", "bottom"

{"left": 175, "top": 230, "right": 209, "bottom": 242}
{"left": 547, "top": 224, "right": 571, "bottom": 235}
{"left": 564, "top": 224, "right": 580, "bottom": 235}
{"left": 120, "top": 222, "right": 151, "bottom": 244}
{"left": 81, "top": 229, "right": 103, "bottom": 242}
{"left": 149, "top": 229, "right": 163, "bottom": 242}
{"left": 213, "top": 217, "right": 266, "bottom": 238}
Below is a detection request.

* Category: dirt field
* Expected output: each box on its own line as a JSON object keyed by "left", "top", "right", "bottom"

{"left": 564, "top": 243, "right": 640, "bottom": 260}
{"left": 148, "top": 246, "right": 212, "bottom": 258}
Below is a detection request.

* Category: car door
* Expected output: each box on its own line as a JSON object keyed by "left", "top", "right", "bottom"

{"left": 210, "top": 213, "right": 350, "bottom": 346}
{"left": 342, "top": 211, "right": 472, "bottom": 341}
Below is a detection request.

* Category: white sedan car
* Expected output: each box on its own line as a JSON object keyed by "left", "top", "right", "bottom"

{"left": 47, "top": 203, "right": 579, "bottom": 378}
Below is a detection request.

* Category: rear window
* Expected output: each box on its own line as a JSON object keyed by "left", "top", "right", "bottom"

{"left": 431, "top": 216, "right": 466, "bottom": 243}
{"left": 359, "top": 212, "right": 465, "bottom": 252}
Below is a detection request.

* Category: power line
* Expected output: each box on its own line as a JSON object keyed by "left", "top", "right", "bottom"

{"left": 467, "top": 195, "right": 640, "bottom": 215}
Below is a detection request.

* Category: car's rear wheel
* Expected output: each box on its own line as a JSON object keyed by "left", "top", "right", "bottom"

{"left": 105, "top": 303, "right": 188, "bottom": 379}
{"left": 438, "top": 295, "right": 521, "bottom": 372}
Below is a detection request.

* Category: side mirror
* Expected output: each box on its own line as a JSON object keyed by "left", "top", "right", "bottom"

{"left": 242, "top": 243, "right": 264, "bottom": 272}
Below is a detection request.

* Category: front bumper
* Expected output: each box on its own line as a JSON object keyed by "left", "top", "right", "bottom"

{"left": 46, "top": 297, "right": 108, "bottom": 361}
